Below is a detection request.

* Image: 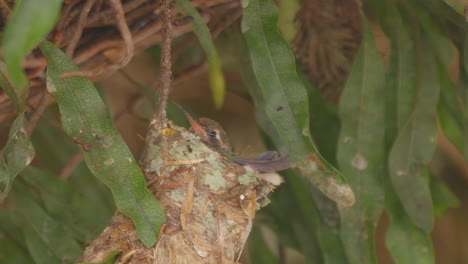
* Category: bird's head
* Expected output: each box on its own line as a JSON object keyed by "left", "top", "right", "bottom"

{"left": 184, "top": 112, "right": 231, "bottom": 153}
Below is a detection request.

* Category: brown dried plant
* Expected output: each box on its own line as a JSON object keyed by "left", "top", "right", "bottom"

{"left": 294, "top": 0, "right": 362, "bottom": 103}
{"left": 0, "top": 0, "right": 240, "bottom": 122}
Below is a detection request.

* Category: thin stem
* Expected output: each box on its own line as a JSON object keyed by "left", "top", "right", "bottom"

{"left": 155, "top": 0, "right": 173, "bottom": 128}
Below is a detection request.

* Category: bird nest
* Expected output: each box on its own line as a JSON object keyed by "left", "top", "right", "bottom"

{"left": 79, "top": 122, "right": 281, "bottom": 263}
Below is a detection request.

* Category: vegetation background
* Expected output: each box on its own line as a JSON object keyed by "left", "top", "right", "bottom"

{"left": 0, "top": 0, "right": 467, "bottom": 263}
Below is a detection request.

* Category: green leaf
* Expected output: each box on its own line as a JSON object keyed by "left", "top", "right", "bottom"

{"left": 303, "top": 75, "right": 340, "bottom": 166}
{"left": 248, "top": 227, "right": 280, "bottom": 264}
{"left": 408, "top": 1, "right": 453, "bottom": 68}
{"left": 0, "top": 210, "right": 33, "bottom": 263}
{"left": 241, "top": 0, "right": 310, "bottom": 160}
{"left": 287, "top": 172, "right": 348, "bottom": 264}
{"left": 261, "top": 155, "right": 347, "bottom": 263}
{"left": 39, "top": 41, "right": 166, "bottom": 248}
{"left": 430, "top": 176, "right": 459, "bottom": 217}
{"left": 241, "top": 0, "right": 354, "bottom": 207}
{"left": 21, "top": 166, "right": 113, "bottom": 243}
{"left": 337, "top": 22, "right": 386, "bottom": 264}
{"left": 441, "top": 0, "right": 465, "bottom": 15}
{"left": 384, "top": 8, "right": 417, "bottom": 144}
{"left": 175, "top": 0, "right": 225, "bottom": 108}
{"left": 0, "top": 233, "right": 34, "bottom": 264}
{"left": 277, "top": 0, "right": 300, "bottom": 42}
{"left": 438, "top": 69, "right": 464, "bottom": 151}
{"left": 23, "top": 226, "right": 63, "bottom": 264}
{"left": 277, "top": 172, "right": 323, "bottom": 263}
{"left": 464, "top": 31, "right": 468, "bottom": 74}
{"left": 385, "top": 203, "right": 434, "bottom": 264}
{"left": 0, "top": 210, "right": 27, "bottom": 247}
{"left": 77, "top": 250, "right": 122, "bottom": 264}
{"left": 0, "top": 113, "right": 35, "bottom": 201}
{"left": 384, "top": 177, "right": 435, "bottom": 264}
{"left": 463, "top": 32, "right": 468, "bottom": 162}
{"left": 388, "top": 36, "right": 439, "bottom": 232}
{"left": 1, "top": 0, "right": 62, "bottom": 100}
{"left": 31, "top": 110, "right": 116, "bottom": 213}
{"left": 10, "top": 182, "right": 83, "bottom": 263}
{"left": 380, "top": 7, "right": 436, "bottom": 262}
{"left": 0, "top": 63, "right": 21, "bottom": 111}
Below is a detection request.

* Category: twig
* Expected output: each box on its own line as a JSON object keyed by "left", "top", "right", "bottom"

{"left": 278, "top": 242, "right": 286, "bottom": 264}
{"left": 57, "top": 0, "right": 81, "bottom": 38}
{"left": 154, "top": 0, "right": 173, "bottom": 128}
{"left": 27, "top": 89, "right": 49, "bottom": 136}
{"left": 211, "top": 7, "right": 242, "bottom": 37}
{"left": 109, "top": 0, "right": 134, "bottom": 69}
{"left": 65, "top": 0, "right": 98, "bottom": 57}
{"left": 83, "top": 0, "right": 148, "bottom": 28}
{"left": 59, "top": 152, "right": 84, "bottom": 179}
{"left": 0, "top": 0, "right": 12, "bottom": 18}
{"left": 60, "top": 0, "right": 134, "bottom": 79}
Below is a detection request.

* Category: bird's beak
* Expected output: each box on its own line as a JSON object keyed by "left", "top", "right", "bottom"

{"left": 183, "top": 110, "right": 204, "bottom": 134}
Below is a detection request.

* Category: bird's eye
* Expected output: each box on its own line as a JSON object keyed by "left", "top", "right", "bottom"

{"left": 208, "top": 130, "right": 217, "bottom": 138}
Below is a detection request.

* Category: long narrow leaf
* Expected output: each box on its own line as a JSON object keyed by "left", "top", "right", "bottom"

{"left": 385, "top": 198, "right": 434, "bottom": 264}
{"left": 0, "top": 113, "right": 35, "bottom": 200}
{"left": 304, "top": 76, "right": 340, "bottom": 165}
{"left": 0, "top": 210, "right": 32, "bottom": 263}
{"left": 463, "top": 32, "right": 468, "bottom": 162}
{"left": 248, "top": 227, "right": 280, "bottom": 264}
{"left": 10, "top": 183, "right": 82, "bottom": 263}
{"left": 337, "top": 22, "right": 386, "bottom": 264}
{"left": 1, "top": 0, "right": 61, "bottom": 104}
{"left": 175, "top": 0, "right": 225, "bottom": 108}
{"left": 287, "top": 172, "right": 348, "bottom": 264}
{"left": 31, "top": 113, "right": 115, "bottom": 212}
{"left": 430, "top": 175, "right": 459, "bottom": 217}
{"left": 21, "top": 166, "right": 113, "bottom": 243}
{"left": 40, "top": 41, "right": 166, "bottom": 248}
{"left": 0, "top": 234, "right": 34, "bottom": 264}
{"left": 381, "top": 5, "right": 436, "bottom": 263}
{"left": 23, "top": 226, "right": 63, "bottom": 264}
{"left": 388, "top": 36, "right": 439, "bottom": 232}
{"left": 241, "top": 0, "right": 354, "bottom": 207}
{"left": 0, "top": 63, "right": 21, "bottom": 111}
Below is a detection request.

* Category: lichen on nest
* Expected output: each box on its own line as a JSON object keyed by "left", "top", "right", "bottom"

{"left": 143, "top": 122, "right": 280, "bottom": 263}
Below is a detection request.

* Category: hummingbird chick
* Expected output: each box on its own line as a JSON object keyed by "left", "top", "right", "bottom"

{"left": 184, "top": 111, "right": 292, "bottom": 173}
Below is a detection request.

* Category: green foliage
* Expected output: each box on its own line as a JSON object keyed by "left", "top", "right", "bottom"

{"left": 175, "top": 0, "right": 226, "bottom": 108}
{"left": 0, "top": 113, "right": 35, "bottom": 201}
{"left": 337, "top": 21, "right": 386, "bottom": 263}
{"left": 21, "top": 167, "right": 112, "bottom": 243}
{"left": 248, "top": 227, "right": 280, "bottom": 264}
{"left": 0, "top": 0, "right": 465, "bottom": 263}
{"left": 1, "top": 0, "right": 61, "bottom": 106}
{"left": 0, "top": 63, "right": 21, "bottom": 111}
{"left": 0, "top": 166, "right": 113, "bottom": 263}
{"left": 430, "top": 176, "right": 459, "bottom": 217}
{"left": 40, "top": 41, "right": 165, "bottom": 248}
{"left": 241, "top": 0, "right": 464, "bottom": 263}
{"left": 387, "top": 19, "right": 439, "bottom": 233}
{"left": 10, "top": 182, "right": 83, "bottom": 263}
{"left": 0, "top": 232, "right": 34, "bottom": 264}
{"left": 241, "top": 0, "right": 355, "bottom": 207}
